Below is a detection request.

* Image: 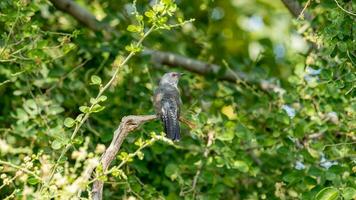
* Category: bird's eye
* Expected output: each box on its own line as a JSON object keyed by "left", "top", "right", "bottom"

{"left": 171, "top": 73, "right": 177, "bottom": 77}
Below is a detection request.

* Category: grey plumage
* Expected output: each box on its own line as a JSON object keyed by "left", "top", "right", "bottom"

{"left": 153, "top": 72, "right": 182, "bottom": 141}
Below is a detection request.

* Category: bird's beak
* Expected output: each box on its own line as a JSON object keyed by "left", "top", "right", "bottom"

{"left": 179, "top": 73, "right": 185, "bottom": 77}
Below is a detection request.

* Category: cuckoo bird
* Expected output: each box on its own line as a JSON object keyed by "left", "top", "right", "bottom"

{"left": 153, "top": 72, "right": 183, "bottom": 141}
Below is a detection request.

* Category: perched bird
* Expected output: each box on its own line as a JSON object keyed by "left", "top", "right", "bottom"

{"left": 153, "top": 72, "right": 183, "bottom": 141}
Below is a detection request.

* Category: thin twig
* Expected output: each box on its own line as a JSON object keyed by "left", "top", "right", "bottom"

{"left": 346, "top": 50, "right": 356, "bottom": 66}
{"left": 0, "top": 6, "right": 20, "bottom": 57}
{"left": 179, "top": 117, "right": 197, "bottom": 129}
{"left": 297, "top": 0, "right": 312, "bottom": 20}
{"left": 180, "top": 131, "right": 214, "bottom": 198}
{"left": 0, "top": 160, "right": 42, "bottom": 181}
{"left": 4, "top": 189, "right": 18, "bottom": 200}
{"left": 333, "top": 0, "right": 356, "bottom": 16}
{"left": 45, "top": 60, "right": 89, "bottom": 94}
{"left": 281, "top": 0, "right": 313, "bottom": 20}
{"left": 322, "top": 142, "right": 356, "bottom": 151}
{"left": 44, "top": 26, "right": 155, "bottom": 192}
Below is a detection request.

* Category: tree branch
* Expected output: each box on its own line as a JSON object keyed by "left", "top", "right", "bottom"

{"left": 281, "top": 0, "right": 312, "bottom": 20}
{"left": 49, "top": 0, "right": 108, "bottom": 31}
{"left": 145, "top": 49, "right": 250, "bottom": 83}
{"left": 91, "top": 115, "right": 157, "bottom": 200}
{"left": 48, "top": 0, "right": 252, "bottom": 84}
{"left": 180, "top": 131, "right": 214, "bottom": 197}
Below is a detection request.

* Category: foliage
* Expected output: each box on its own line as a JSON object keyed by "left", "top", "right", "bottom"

{"left": 0, "top": 0, "right": 355, "bottom": 199}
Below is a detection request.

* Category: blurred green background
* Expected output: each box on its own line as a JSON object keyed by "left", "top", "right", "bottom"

{"left": 0, "top": 0, "right": 355, "bottom": 199}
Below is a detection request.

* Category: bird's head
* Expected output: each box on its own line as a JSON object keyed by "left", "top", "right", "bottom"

{"left": 159, "top": 72, "right": 184, "bottom": 87}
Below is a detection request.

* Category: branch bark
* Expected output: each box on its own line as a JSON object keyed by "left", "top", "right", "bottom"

{"left": 281, "top": 0, "right": 312, "bottom": 20}
{"left": 48, "top": 0, "right": 289, "bottom": 87}
{"left": 91, "top": 115, "right": 157, "bottom": 200}
{"left": 48, "top": 0, "right": 252, "bottom": 84}
{"left": 145, "top": 49, "right": 249, "bottom": 83}
{"left": 49, "top": 0, "right": 108, "bottom": 31}
{"left": 50, "top": 0, "right": 312, "bottom": 30}
{"left": 49, "top": 0, "right": 317, "bottom": 79}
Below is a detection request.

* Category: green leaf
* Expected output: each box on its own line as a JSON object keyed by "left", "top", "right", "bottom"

{"left": 98, "top": 95, "right": 107, "bottom": 102}
{"left": 162, "top": 0, "right": 172, "bottom": 5}
{"left": 90, "top": 75, "right": 102, "bottom": 85}
{"left": 59, "top": 156, "right": 68, "bottom": 164}
{"left": 125, "top": 44, "right": 142, "bottom": 53}
{"left": 342, "top": 187, "right": 356, "bottom": 200}
{"left": 24, "top": 99, "right": 38, "bottom": 115}
{"left": 307, "top": 147, "right": 320, "bottom": 159}
{"left": 137, "top": 151, "right": 144, "bottom": 160}
{"left": 63, "top": 117, "right": 75, "bottom": 128}
{"left": 96, "top": 164, "right": 103, "bottom": 173}
{"left": 28, "top": 176, "right": 39, "bottom": 185}
{"left": 315, "top": 187, "right": 340, "bottom": 200}
{"left": 232, "top": 160, "right": 249, "bottom": 173}
{"left": 216, "top": 121, "right": 235, "bottom": 141}
{"left": 73, "top": 135, "right": 84, "bottom": 145}
{"left": 164, "top": 163, "right": 179, "bottom": 180}
{"left": 144, "top": 10, "right": 155, "bottom": 18}
{"left": 118, "top": 152, "right": 128, "bottom": 160}
{"left": 16, "top": 108, "right": 29, "bottom": 122}
{"left": 127, "top": 25, "right": 141, "bottom": 33}
{"left": 135, "top": 14, "right": 143, "bottom": 21}
{"left": 51, "top": 139, "right": 63, "bottom": 150}
{"left": 283, "top": 171, "right": 303, "bottom": 184}
{"left": 76, "top": 114, "right": 84, "bottom": 122}
{"left": 91, "top": 104, "right": 105, "bottom": 113}
{"left": 120, "top": 171, "right": 127, "bottom": 180}
{"left": 79, "top": 106, "right": 90, "bottom": 113}
{"left": 98, "top": 175, "right": 108, "bottom": 182}
{"left": 49, "top": 105, "right": 65, "bottom": 115}
{"left": 90, "top": 98, "right": 97, "bottom": 104}
{"left": 111, "top": 167, "right": 120, "bottom": 177}
{"left": 221, "top": 105, "right": 236, "bottom": 120}
{"left": 134, "top": 138, "right": 144, "bottom": 147}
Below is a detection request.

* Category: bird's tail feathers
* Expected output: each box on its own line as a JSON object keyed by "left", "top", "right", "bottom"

{"left": 162, "top": 115, "right": 180, "bottom": 141}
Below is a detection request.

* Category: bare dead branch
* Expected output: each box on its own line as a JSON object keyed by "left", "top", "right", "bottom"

{"left": 91, "top": 115, "right": 157, "bottom": 200}
{"left": 145, "top": 49, "right": 250, "bottom": 83}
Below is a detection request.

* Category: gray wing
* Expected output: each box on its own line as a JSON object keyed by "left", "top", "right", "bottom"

{"left": 161, "top": 96, "right": 180, "bottom": 140}
{"left": 153, "top": 86, "right": 180, "bottom": 140}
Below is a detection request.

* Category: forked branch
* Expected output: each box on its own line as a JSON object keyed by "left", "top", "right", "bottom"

{"left": 91, "top": 115, "right": 157, "bottom": 200}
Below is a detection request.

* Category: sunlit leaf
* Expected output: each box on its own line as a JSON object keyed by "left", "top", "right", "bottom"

{"left": 91, "top": 75, "right": 102, "bottom": 85}
{"left": 315, "top": 187, "right": 340, "bottom": 200}
{"left": 51, "top": 139, "right": 63, "bottom": 150}
{"left": 221, "top": 105, "right": 236, "bottom": 120}
{"left": 63, "top": 117, "right": 75, "bottom": 128}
